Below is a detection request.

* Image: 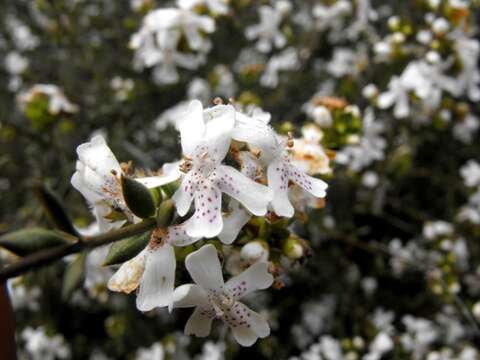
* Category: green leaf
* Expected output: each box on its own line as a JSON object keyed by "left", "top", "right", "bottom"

{"left": 0, "top": 228, "right": 72, "bottom": 256}
{"left": 32, "top": 183, "right": 78, "bottom": 236}
{"left": 121, "top": 175, "right": 156, "bottom": 219}
{"left": 103, "top": 231, "right": 151, "bottom": 266}
{"left": 62, "top": 252, "right": 86, "bottom": 300}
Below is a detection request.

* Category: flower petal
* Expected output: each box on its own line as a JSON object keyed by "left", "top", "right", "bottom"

{"left": 185, "top": 183, "right": 223, "bottom": 238}
{"left": 166, "top": 223, "right": 201, "bottom": 247}
{"left": 172, "top": 172, "right": 195, "bottom": 216}
{"left": 136, "top": 243, "right": 176, "bottom": 311}
{"left": 218, "top": 201, "right": 251, "bottom": 245}
{"left": 216, "top": 165, "right": 272, "bottom": 216}
{"left": 267, "top": 160, "right": 294, "bottom": 217}
{"left": 185, "top": 307, "right": 213, "bottom": 337}
{"left": 107, "top": 249, "right": 147, "bottom": 294}
{"left": 231, "top": 112, "right": 279, "bottom": 161}
{"left": 76, "top": 135, "right": 122, "bottom": 176}
{"left": 185, "top": 244, "right": 224, "bottom": 292}
{"left": 135, "top": 161, "right": 181, "bottom": 189}
{"left": 226, "top": 302, "right": 270, "bottom": 347}
{"left": 177, "top": 100, "right": 206, "bottom": 156}
{"left": 226, "top": 262, "right": 273, "bottom": 299}
{"left": 288, "top": 164, "right": 328, "bottom": 198}
{"left": 172, "top": 284, "right": 209, "bottom": 308}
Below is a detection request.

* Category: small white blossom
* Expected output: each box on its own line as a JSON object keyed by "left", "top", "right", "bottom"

{"left": 245, "top": 1, "right": 291, "bottom": 53}
{"left": 21, "top": 327, "right": 70, "bottom": 360}
{"left": 19, "top": 84, "right": 78, "bottom": 115}
{"left": 130, "top": 8, "right": 215, "bottom": 84}
{"left": 173, "top": 244, "right": 273, "bottom": 346}
{"left": 231, "top": 108, "right": 328, "bottom": 217}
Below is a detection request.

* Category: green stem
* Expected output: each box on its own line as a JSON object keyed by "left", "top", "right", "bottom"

{"left": 0, "top": 218, "right": 157, "bottom": 281}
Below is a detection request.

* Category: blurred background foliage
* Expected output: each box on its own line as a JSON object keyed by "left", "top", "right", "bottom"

{"left": 1, "top": 0, "right": 480, "bottom": 359}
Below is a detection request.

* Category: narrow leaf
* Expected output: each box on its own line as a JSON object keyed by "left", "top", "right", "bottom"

{"left": 0, "top": 228, "right": 72, "bottom": 256}
{"left": 103, "top": 230, "right": 151, "bottom": 266}
{"left": 62, "top": 252, "right": 87, "bottom": 300}
{"left": 32, "top": 183, "right": 78, "bottom": 236}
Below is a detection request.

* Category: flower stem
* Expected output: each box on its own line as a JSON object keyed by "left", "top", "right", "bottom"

{"left": 0, "top": 218, "right": 157, "bottom": 281}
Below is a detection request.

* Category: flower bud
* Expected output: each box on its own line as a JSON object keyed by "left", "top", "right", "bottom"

{"left": 121, "top": 175, "right": 156, "bottom": 219}
{"left": 282, "top": 236, "right": 307, "bottom": 260}
{"left": 313, "top": 106, "right": 332, "bottom": 128}
{"left": 240, "top": 240, "right": 269, "bottom": 264}
{"left": 432, "top": 18, "right": 450, "bottom": 36}
{"left": 472, "top": 302, "right": 480, "bottom": 320}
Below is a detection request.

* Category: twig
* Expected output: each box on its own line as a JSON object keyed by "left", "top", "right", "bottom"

{"left": 0, "top": 218, "right": 157, "bottom": 281}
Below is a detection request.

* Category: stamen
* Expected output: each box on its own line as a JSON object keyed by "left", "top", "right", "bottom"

{"left": 287, "top": 132, "right": 294, "bottom": 148}
{"left": 213, "top": 97, "right": 223, "bottom": 105}
{"left": 179, "top": 157, "right": 193, "bottom": 173}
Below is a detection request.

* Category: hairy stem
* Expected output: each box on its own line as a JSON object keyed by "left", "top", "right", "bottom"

{"left": 0, "top": 218, "right": 157, "bottom": 281}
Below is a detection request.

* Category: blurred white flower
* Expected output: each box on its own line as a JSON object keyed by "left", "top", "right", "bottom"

{"left": 135, "top": 342, "right": 165, "bottom": 360}
{"left": 245, "top": 1, "right": 291, "bottom": 53}
{"left": 260, "top": 47, "right": 300, "bottom": 88}
{"left": 19, "top": 84, "right": 78, "bottom": 115}
{"left": 130, "top": 8, "right": 215, "bottom": 84}
{"left": 178, "top": 0, "right": 229, "bottom": 15}
{"left": 21, "top": 327, "right": 70, "bottom": 360}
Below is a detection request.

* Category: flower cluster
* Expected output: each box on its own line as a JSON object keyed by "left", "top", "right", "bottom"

{"left": 71, "top": 99, "right": 328, "bottom": 345}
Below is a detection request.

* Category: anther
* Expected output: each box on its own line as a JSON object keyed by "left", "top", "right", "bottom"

{"left": 213, "top": 97, "right": 223, "bottom": 105}
{"left": 287, "top": 132, "right": 294, "bottom": 148}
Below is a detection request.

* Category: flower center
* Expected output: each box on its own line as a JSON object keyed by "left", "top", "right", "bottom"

{"left": 208, "top": 291, "right": 234, "bottom": 319}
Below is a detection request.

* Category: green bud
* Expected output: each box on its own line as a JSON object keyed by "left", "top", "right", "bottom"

{"left": 0, "top": 228, "right": 72, "bottom": 256}
{"left": 157, "top": 199, "right": 175, "bottom": 228}
{"left": 121, "top": 175, "right": 156, "bottom": 219}
{"left": 103, "top": 231, "right": 151, "bottom": 266}
{"left": 282, "top": 236, "right": 306, "bottom": 260}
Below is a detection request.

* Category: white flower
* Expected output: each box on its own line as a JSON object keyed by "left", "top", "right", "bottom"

{"left": 291, "top": 124, "right": 331, "bottom": 176}
{"left": 108, "top": 223, "right": 199, "bottom": 311}
{"left": 336, "top": 109, "right": 385, "bottom": 172}
{"left": 71, "top": 135, "right": 129, "bottom": 232}
{"left": 422, "top": 221, "right": 453, "bottom": 240}
{"left": 245, "top": 1, "right": 291, "bottom": 53}
{"left": 327, "top": 48, "right": 363, "bottom": 78}
{"left": 172, "top": 100, "right": 273, "bottom": 238}
{"left": 8, "top": 278, "right": 41, "bottom": 311}
{"left": 19, "top": 84, "right": 78, "bottom": 115}
{"left": 173, "top": 244, "right": 273, "bottom": 346}
{"left": 313, "top": 0, "right": 352, "bottom": 34}
{"left": 451, "top": 32, "right": 480, "bottom": 101}
{"left": 21, "top": 327, "right": 70, "bottom": 360}
{"left": 130, "top": 8, "right": 215, "bottom": 84}
{"left": 461, "top": 160, "right": 480, "bottom": 188}
{"left": 231, "top": 109, "right": 328, "bottom": 217}
{"left": 377, "top": 76, "right": 411, "bottom": 118}
{"left": 453, "top": 115, "right": 479, "bottom": 144}
{"left": 260, "top": 47, "right": 300, "bottom": 88}
{"left": 135, "top": 342, "right": 165, "bottom": 360}
{"left": 178, "top": 0, "right": 229, "bottom": 15}
{"left": 364, "top": 332, "right": 393, "bottom": 360}
{"left": 218, "top": 151, "right": 263, "bottom": 244}
{"left": 4, "top": 51, "right": 29, "bottom": 75}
